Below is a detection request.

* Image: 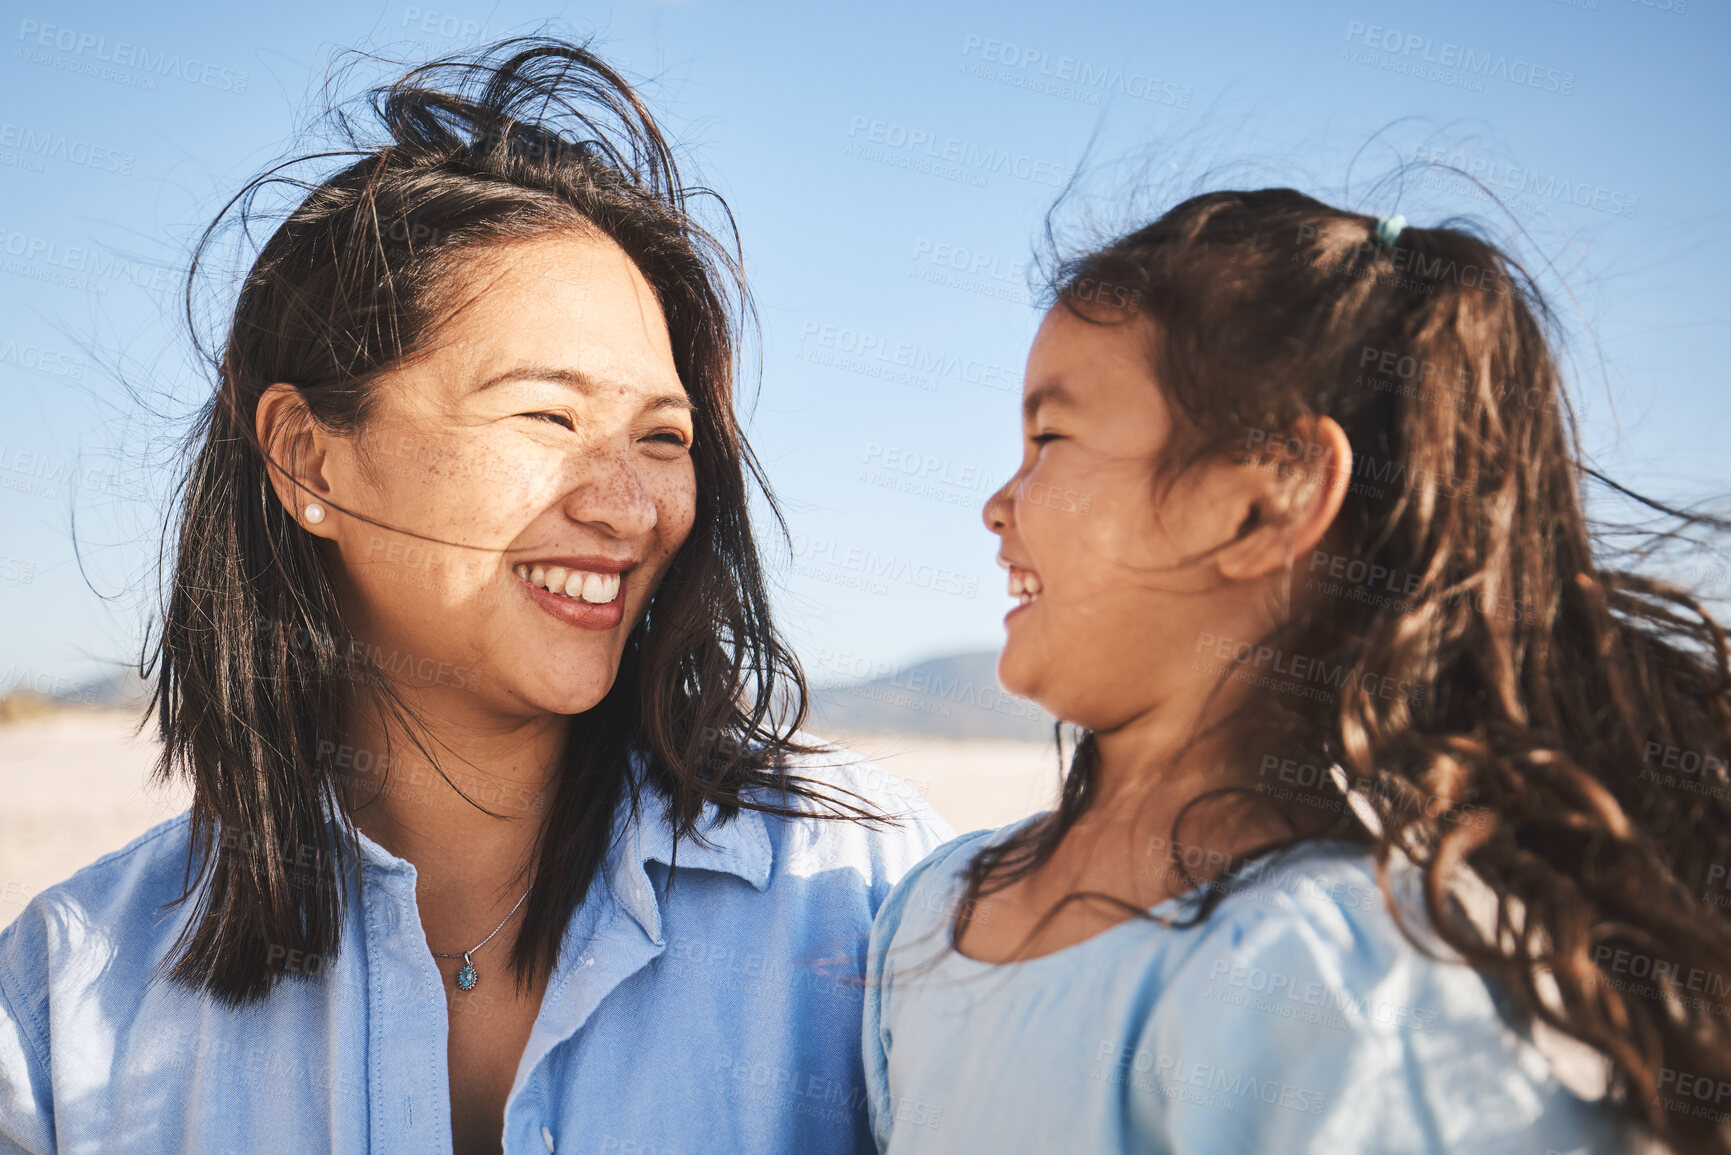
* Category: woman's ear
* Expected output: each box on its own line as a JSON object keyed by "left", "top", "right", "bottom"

{"left": 256, "top": 383, "right": 338, "bottom": 539}
{"left": 1213, "top": 416, "right": 1352, "bottom": 582}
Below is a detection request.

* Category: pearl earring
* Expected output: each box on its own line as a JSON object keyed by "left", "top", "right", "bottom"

{"left": 304, "top": 503, "right": 326, "bottom": 524}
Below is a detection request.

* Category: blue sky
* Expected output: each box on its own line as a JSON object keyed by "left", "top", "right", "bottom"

{"left": 1, "top": 0, "right": 1726, "bottom": 692}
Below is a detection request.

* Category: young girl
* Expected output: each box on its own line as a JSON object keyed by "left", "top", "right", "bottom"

{"left": 865, "top": 190, "right": 1731, "bottom": 1153}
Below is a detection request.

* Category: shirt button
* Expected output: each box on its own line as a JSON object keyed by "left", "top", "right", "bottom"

{"left": 541, "top": 1125, "right": 555, "bottom": 1152}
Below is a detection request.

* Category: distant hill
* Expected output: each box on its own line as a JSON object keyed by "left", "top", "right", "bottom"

{"left": 0, "top": 667, "right": 151, "bottom": 723}
{"left": 809, "top": 650, "right": 1054, "bottom": 740}
{"left": 7, "top": 654, "right": 1055, "bottom": 740}
{"left": 72, "top": 669, "right": 155, "bottom": 709}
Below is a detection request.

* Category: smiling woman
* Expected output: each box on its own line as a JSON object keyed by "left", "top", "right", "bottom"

{"left": 0, "top": 37, "right": 949, "bottom": 1155}
{"left": 255, "top": 236, "right": 701, "bottom": 711}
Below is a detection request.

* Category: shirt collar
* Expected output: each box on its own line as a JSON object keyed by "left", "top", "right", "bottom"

{"left": 603, "top": 744, "right": 773, "bottom": 945}
{"left": 325, "top": 744, "right": 775, "bottom": 941}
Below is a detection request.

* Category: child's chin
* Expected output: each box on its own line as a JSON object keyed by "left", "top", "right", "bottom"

{"left": 994, "top": 646, "right": 1044, "bottom": 706}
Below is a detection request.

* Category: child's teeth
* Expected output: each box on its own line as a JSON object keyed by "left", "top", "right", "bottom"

{"left": 1007, "top": 569, "right": 1043, "bottom": 599}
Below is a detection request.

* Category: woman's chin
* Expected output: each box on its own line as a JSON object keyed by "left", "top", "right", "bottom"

{"left": 540, "top": 684, "right": 615, "bottom": 717}
{"left": 486, "top": 667, "right": 617, "bottom": 718}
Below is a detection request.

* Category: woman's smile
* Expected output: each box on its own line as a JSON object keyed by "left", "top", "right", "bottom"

{"left": 513, "top": 556, "right": 634, "bottom": 631}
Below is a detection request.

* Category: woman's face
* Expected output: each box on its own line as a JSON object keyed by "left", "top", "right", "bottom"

{"left": 299, "top": 232, "right": 697, "bottom": 720}
{"left": 983, "top": 306, "right": 1234, "bottom": 732}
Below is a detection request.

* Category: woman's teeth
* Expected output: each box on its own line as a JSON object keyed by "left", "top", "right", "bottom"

{"left": 515, "top": 564, "right": 622, "bottom": 605}
{"left": 1009, "top": 568, "right": 1043, "bottom": 606}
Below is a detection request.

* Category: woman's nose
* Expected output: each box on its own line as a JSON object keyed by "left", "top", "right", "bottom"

{"left": 561, "top": 453, "right": 659, "bottom": 539}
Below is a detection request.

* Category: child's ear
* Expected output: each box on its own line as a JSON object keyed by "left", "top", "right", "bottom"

{"left": 1214, "top": 416, "right": 1352, "bottom": 582}
{"left": 256, "top": 383, "right": 339, "bottom": 539}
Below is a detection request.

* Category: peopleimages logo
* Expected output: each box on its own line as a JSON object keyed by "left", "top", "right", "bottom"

{"left": 16, "top": 19, "right": 250, "bottom": 93}
{"left": 797, "top": 320, "right": 1021, "bottom": 393}
{"left": 846, "top": 116, "right": 1069, "bottom": 188}
{"left": 790, "top": 533, "right": 980, "bottom": 599}
{"left": 0, "top": 123, "right": 134, "bottom": 175}
{"left": 1409, "top": 147, "right": 1637, "bottom": 219}
{"left": 1342, "top": 21, "right": 1575, "bottom": 96}
{"left": 959, "top": 34, "right": 1192, "bottom": 109}
{"left": 0, "top": 227, "right": 177, "bottom": 295}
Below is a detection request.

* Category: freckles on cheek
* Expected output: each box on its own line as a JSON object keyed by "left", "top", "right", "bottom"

{"left": 658, "top": 491, "right": 696, "bottom": 556}
{"left": 656, "top": 463, "right": 698, "bottom": 539}
{"left": 374, "top": 435, "right": 515, "bottom": 520}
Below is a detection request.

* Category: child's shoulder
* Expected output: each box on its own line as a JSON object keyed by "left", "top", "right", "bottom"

{"left": 871, "top": 813, "right": 1045, "bottom": 946}
{"left": 1150, "top": 839, "right": 1596, "bottom": 1085}
{"left": 1162, "top": 840, "right": 1457, "bottom": 994}
{"left": 915, "top": 817, "right": 1035, "bottom": 880}
{"left": 1141, "top": 842, "right": 1621, "bottom": 1145}
{"left": 1201, "top": 840, "right": 1404, "bottom": 939}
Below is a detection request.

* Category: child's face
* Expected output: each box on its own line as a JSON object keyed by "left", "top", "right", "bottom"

{"left": 984, "top": 306, "right": 1236, "bottom": 731}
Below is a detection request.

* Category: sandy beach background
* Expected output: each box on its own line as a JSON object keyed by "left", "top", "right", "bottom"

{"left": 0, "top": 708, "right": 1057, "bottom": 929}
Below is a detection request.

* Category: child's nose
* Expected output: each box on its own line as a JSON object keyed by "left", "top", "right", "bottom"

{"left": 982, "top": 479, "right": 1015, "bottom": 535}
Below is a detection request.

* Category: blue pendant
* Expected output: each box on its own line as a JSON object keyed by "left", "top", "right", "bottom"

{"left": 456, "top": 960, "right": 478, "bottom": 991}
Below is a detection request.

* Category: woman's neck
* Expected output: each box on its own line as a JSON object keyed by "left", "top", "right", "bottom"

{"left": 338, "top": 690, "right": 567, "bottom": 911}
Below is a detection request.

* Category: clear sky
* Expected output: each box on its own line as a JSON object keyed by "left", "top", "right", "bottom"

{"left": 1, "top": 0, "right": 1727, "bottom": 692}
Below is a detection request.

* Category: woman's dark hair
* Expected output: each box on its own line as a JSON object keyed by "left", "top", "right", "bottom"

{"left": 150, "top": 37, "right": 880, "bottom": 1006}
{"left": 951, "top": 188, "right": 1731, "bottom": 1151}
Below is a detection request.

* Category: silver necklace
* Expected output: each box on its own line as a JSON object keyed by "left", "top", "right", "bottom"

{"left": 431, "top": 889, "right": 530, "bottom": 991}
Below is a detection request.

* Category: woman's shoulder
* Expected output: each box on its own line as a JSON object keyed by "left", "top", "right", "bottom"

{"left": 745, "top": 732, "right": 959, "bottom": 885}
{"left": 0, "top": 812, "right": 198, "bottom": 1046}
{"left": 2, "top": 811, "right": 196, "bottom": 954}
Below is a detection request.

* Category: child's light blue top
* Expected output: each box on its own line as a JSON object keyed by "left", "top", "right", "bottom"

{"left": 864, "top": 818, "right": 1628, "bottom": 1154}
{"left": 0, "top": 739, "right": 952, "bottom": 1155}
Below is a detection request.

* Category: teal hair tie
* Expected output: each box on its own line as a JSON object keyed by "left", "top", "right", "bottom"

{"left": 1374, "top": 214, "right": 1408, "bottom": 247}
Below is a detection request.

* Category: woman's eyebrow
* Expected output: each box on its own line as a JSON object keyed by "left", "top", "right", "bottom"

{"left": 474, "top": 364, "right": 692, "bottom": 411}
